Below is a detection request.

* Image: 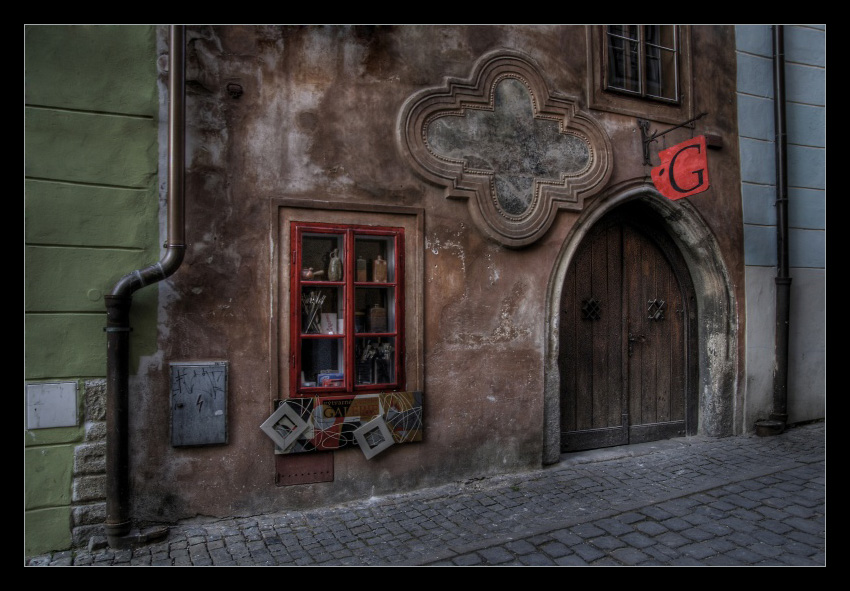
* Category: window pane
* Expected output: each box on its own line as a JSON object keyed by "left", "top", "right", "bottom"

{"left": 355, "top": 337, "right": 396, "bottom": 386}
{"left": 302, "top": 232, "right": 344, "bottom": 282}
{"left": 355, "top": 287, "right": 395, "bottom": 333}
{"left": 301, "top": 286, "right": 344, "bottom": 334}
{"left": 300, "top": 338, "right": 344, "bottom": 387}
{"left": 644, "top": 25, "right": 677, "bottom": 100}
{"left": 645, "top": 46, "right": 677, "bottom": 100}
{"left": 645, "top": 25, "right": 676, "bottom": 51}
{"left": 607, "top": 30, "right": 640, "bottom": 93}
{"left": 609, "top": 25, "right": 638, "bottom": 40}
{"left": 354, "top": 235, "right": 395, "bottom": 283}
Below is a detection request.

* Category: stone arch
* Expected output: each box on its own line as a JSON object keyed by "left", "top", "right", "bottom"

{"left": 542, "top": 182, "right": 740, "bottom": 464}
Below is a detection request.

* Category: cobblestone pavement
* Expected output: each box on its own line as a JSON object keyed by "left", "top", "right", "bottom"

{"left": 27, "top": 421, "right": 825, "bottom": 566}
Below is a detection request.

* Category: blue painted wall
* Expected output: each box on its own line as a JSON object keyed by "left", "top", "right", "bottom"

{"left": 735, "top": 25, "right": 825, "bottom": 427}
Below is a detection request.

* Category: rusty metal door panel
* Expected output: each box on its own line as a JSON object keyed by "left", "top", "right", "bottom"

{"left": 275, "top": 451, "right": 334, "bottom": 486}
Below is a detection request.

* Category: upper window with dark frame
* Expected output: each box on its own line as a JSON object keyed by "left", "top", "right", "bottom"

{"left": 605, "top": 25, "right": 679, "bottom": 103}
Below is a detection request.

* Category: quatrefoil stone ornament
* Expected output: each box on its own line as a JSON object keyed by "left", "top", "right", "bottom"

{"left": 397, "top": 50, "right": 612, "bottom": 247}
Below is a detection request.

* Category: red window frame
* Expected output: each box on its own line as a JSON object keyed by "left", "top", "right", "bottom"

{"left": 290, "top": 222, "right": 405, "bottom": 397}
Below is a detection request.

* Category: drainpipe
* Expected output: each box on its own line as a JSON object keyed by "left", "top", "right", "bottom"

{"left": 757, "top": 25, "right": 790, "bottom": 437}
{"left": 104, "top": 25, "right": 186, "bottom": 547}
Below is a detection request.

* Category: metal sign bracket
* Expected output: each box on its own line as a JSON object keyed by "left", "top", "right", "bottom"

{"left": 639, "top": 112, "right": 708, "bottom": 165}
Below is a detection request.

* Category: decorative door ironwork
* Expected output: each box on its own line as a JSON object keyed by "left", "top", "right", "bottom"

{"left": 647, "top": 298, "right": 666, "bottom": 321}
{"left": 581, "top": 298, "right": 602, "bottom": 320}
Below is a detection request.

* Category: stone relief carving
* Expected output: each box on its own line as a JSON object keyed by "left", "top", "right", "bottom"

{"left": 397, "top": 50, "right": 612, "bottom": 247}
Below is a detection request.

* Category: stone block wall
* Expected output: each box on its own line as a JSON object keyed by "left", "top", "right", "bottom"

{"left": 71, "top": 380, "right": 108, "bottom": 548}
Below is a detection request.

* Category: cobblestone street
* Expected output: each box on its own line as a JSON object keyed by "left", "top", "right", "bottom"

{"left": 27, "top": 421, "right": 825, "bottom": 566}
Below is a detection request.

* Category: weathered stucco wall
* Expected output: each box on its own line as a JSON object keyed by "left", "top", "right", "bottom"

{"left": 129, "top": 25, "right": 745, "bottom": 524}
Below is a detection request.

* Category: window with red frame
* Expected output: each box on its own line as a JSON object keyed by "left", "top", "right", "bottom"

{"left": 290, "top": 222, "right": 405, "bottom": 396}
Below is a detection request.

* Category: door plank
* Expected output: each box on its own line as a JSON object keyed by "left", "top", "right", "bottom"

{"left": 591, "top": 229, "right": 610, "bottom": 429}
{"left": 639, "top": 231, "right": 657, "bottom": 427}
{"left": 606, "top": 224, "right": 624, "bottom": 429}
{"left": 655, "top": 250, "right": 673, "bottom": 423}
{"left": 624, "top": 225, "right": 643, "bottom": 427}
{"left": 574, "top": 239, "right": 594, "bottom": 432}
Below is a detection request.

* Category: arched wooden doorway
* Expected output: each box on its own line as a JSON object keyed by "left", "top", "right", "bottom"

{"left": 559, "top": 203, "right": 698, "bottom": 452}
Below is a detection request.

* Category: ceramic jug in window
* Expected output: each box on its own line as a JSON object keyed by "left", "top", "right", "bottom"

{"left": 327, "top": 248, "right": 343, "bottom": 282}
{"left": 373, "top": 255, "right": 388, "bottom": 283}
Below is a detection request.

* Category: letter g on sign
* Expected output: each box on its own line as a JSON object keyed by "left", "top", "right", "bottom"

{"left": 651, "top": 136, "right": 710, "bottom": 201}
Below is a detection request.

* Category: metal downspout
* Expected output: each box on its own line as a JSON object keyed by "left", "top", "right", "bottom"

{"left": 104, "top": 25, "right": 186, "bottom": 547}
{"left": 757, "top": 25, "right": 790, "bottom": 437}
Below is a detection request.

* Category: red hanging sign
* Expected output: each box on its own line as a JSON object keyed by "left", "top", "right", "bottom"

{"left": 651, "top": 135, "right": 710, "bottom": 200}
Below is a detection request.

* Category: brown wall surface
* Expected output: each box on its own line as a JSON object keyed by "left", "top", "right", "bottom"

{"left": 130, "top": 25, "right": 744, "bottom": 523}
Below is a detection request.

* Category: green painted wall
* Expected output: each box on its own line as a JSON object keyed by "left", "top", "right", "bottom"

{"left": 24, "top": 25, "right": 159, "bottom": 556}
{"left": 25, "top": 508, "right": 73, "bottom": 558}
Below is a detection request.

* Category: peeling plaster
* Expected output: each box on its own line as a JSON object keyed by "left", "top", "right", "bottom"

{"left": 445, "top": 281, "right": 532, "bottom": 349}
{"left": 425, "top": 234, "right": 467, "bottom": 274}
{"left": 484, "top": 247, "right": 501, "bottom": 285}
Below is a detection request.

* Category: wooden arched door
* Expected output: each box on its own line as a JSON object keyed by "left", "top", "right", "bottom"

{"left": 559, "top": 206, "right": 697, "bottom": 452}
